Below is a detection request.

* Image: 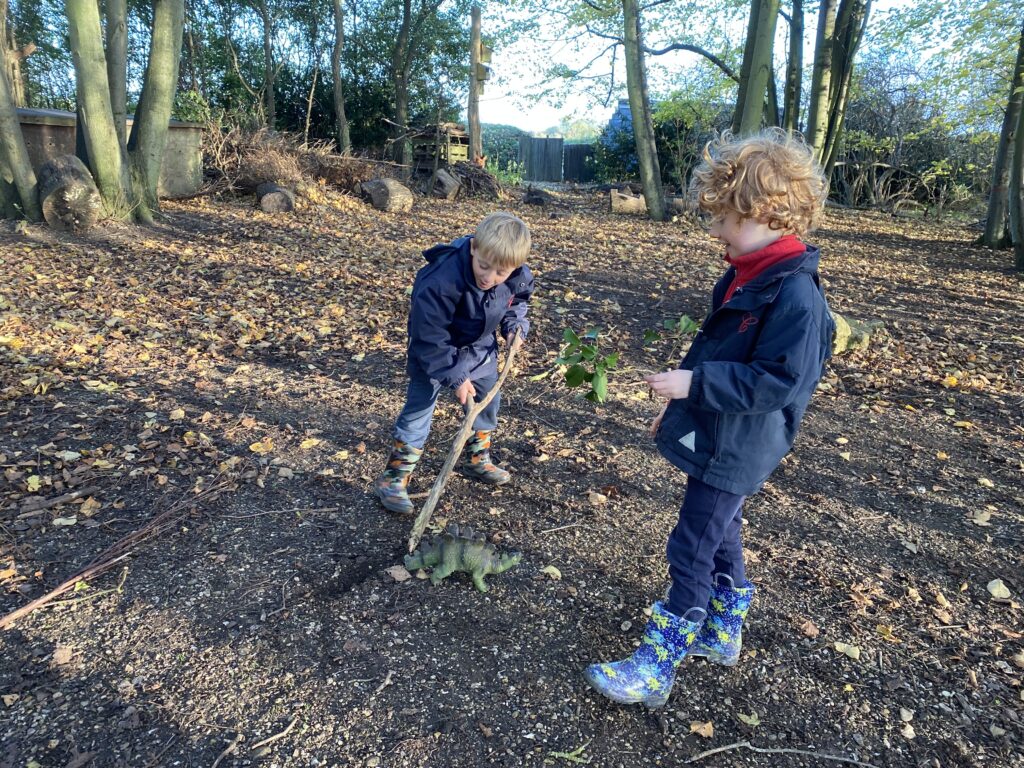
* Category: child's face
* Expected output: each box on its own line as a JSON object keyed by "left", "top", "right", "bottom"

{"left": 470, "top": 243, "right": 515, "bottom": 290}
{"left": 708, "top": 212, "right": 781, "bottom": 258}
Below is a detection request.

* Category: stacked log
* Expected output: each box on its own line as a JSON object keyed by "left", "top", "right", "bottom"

{"left": 256, "top": 182, "right": 295, "bottom": 213}
{"left": 357, "top": 178, "right": 414, "bottom": 212}
{"left": 37, "top": 155, "right": 102, "bottom": 232}
{"left": 431, "top": 168, "right": 461, "bottom": 200}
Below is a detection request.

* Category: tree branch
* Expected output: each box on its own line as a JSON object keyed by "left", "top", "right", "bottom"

{"left": 643, "top": 41, "right": 738, "bottom": 81}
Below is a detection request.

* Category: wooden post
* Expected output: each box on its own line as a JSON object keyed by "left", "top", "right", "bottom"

{"left": 408, "top": 334, "right": 522, "bottom": 553}
{"left": 468, "top": 5, "right": 482, "bottom": 163}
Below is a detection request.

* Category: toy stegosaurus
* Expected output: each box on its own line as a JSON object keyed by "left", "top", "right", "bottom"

{"left": 404, "top": 523, "right": 521, "bottom": 592}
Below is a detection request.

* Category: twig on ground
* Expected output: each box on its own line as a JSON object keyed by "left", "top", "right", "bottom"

{"left": 0, "top": 477, "right": 231, "bottom": 631}
{"left": 685, "top": 740, "right": 879, "bottom": 767}
{"left": 372, "top": 669, "right": 395, "bottom": 697}
{"left": 210, "top": 732, "right": 243, "bottom": 768}
{"left": 221, "top": 506, "right": 340, "bottom": 519}
{"left": 539, "top": 523, "right": 583, "bottom": 535}
{"left": 249, "top": 716, "right": 299, "bottom": 752}
{"left": 16, "top": 486, "right": 102, "bottom": 517}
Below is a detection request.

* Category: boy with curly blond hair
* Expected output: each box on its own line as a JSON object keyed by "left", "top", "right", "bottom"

{"left": 585, "top": 129, "right": 835, "bottom": 708}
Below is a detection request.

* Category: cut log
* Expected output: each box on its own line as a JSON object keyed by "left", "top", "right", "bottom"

{"left": 523, "top": 185, "right": 553, "bottom": 206}
{"left": 610, "top": 188, "right": 647, "bottom": 215}
{"left": 431, "top": 168, "right": 461, "bottom": 200}
{"left": 256, "top": 182, "right": 295, "bottom": 213}
{"left": 37, "top": 155, "right": 102, "bottom": 232}
{"left": 360, "top": 178, "right": 414, "bottom": 213}
{"left": 832, "top": 311, "right": 884, "bottom": 354}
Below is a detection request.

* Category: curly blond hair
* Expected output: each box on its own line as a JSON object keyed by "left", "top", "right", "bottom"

{"left": 689, "top": 128, "right": 827, "bottom": 237}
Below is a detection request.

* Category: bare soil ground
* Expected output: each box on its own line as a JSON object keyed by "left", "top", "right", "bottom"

{"left": 1, "top": 187, "right": 1022, "bottom": 768}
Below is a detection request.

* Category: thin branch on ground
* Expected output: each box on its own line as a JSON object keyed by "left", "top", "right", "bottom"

{"left": 249, "top": 716, "right": 299, "bottom": 752}
{"left": 685, "top": 740, "right": 879, "bottom": 767}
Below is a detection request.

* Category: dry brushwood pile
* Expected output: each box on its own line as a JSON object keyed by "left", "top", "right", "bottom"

{"left": 0, "top": 188, "right": 1022, "bottom": 768}
{"left": 203, "top": 125, "right": 396, "bottom": 195}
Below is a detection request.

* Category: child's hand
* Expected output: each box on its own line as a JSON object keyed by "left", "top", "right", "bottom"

{"left": 649, "top": 402, "right": 668, "bottom": 438}
{"left": 455, "top": 379, "right": 477, "bottom": 405}
{"left": 644, "top": 369, "right": 693, "bottom": 400}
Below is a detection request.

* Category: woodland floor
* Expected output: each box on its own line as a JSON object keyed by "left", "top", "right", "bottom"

{"left": 1, "top": 186, "right": 1022, "bottom": 768}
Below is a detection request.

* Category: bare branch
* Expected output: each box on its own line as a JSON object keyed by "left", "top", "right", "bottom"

{"left": 643, "top": 42, "right": 738, "bottom": 81}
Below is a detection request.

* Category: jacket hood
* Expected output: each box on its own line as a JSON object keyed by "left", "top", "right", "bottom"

{"left": 422, "top": 235, "right": 472, "bottom": 264}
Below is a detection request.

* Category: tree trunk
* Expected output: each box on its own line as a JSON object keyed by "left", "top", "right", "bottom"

{"left": 304, "top": 62, "right": 318, "bottom": 144}
{"left": 981, "top": 21, "right": 1024, "bottom": 250}
{"left": 730, "top": 0, "right": 761, "bottom": 134}
{"left": 258, "top": 0, "right": 275, "bottom": 128}
{"left": 0, "top": 60, "right": 40, "bottom": 220}
{"left": 622, "top": 0, "right": 664, "bottom": 221}
{"left": 256, "top": 181, "right": 294, "bottom": 213}
{"left": 38, "top": 154, "right": 102, "bottom": 231}
{"left": 390, "top": 0, "right": 412, "bottom": 168}
{"left": 127, "top": 0, "right": 184, "bottom": 223}
{"left": 1010, "top": 78, "right": 1024, "bottom": 271}
{"left": 468, "top": 4, "right": 482, "bottom": 162}
{"left": 782, "top": 0, "right": 803, "bottom": 132}
{"left": 104, "top": 0, "right": 127, "bottom": 148}
{"left": 806, "top": 0, "right": 837, "bottom": 160}
{"left": 66, "top": 0, "right": 134, "bottom": 217}
{"left": 821, "top": 0, "right": 870, "bottom": 179}
{"left": 1, "top": 0, "right": 30, "bottom": 107}
{"left": 331, "top": 0, "right": 351, "bottom": 155}
{"left": 736, "top": 0, "right": 780, "bottom": 135}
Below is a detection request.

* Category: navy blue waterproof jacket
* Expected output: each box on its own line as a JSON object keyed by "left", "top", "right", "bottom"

{"left": 656, "top": 245, "right": 834, "bottom": 495}
{"left": 407, "top": 236, "right": 534, "bottom": 388}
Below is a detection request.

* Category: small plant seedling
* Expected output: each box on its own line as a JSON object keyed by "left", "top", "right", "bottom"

{"left": 555, "top": 327, "right": 618, "bottom": 403}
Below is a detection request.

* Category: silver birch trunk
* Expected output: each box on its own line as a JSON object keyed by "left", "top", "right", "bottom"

{"left": 258, "top": 0, "right": 275, "bottom": 128}
{"left": 331, "top": 0, "right": 351, "bottom": 154}
{"left": 65, "top": 0, "right": 134, "bottom": 217}
{"left": 127, "top": 0, "right": 184, "bottom": 223}
{"left": 982, "top": 21, "right": 1024, "bottom": 249}
{"left": 622, "top": 0, "right": 664, "bottom": 220}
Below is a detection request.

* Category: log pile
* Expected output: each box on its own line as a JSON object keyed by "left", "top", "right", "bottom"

{"left": 450, "top": 161, "right": 501, "bottom": 198}
{"left": 37, "top": 155, "right": 102, "bottom": 232}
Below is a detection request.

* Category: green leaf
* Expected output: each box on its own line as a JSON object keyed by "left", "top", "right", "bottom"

{"left": 642, "top": 330, "right": 661, "bottom": 345}
{"left": 565, "top": 364, "right": 588, "bottom": 388}
{"left": 563, "top": 328, "right": 581, "bottom": 346}
{"left": 580, "top": 345, "right": 597, "bottom": 361}
{"left": 603, "top": 352, "right": 619, "bottom": 368}
{"left": 555, "top": 352, "right": 582, "bottom": 366}
{"left": 529, "top": 370, "right": 551, "bottom": 382}
{"left": 591, "top": 370, "right": 608, "bottom": 402}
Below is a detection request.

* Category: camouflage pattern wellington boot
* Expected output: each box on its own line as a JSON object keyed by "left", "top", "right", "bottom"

{"left": 374, "top": 440, "right": 422, "bottom": 514}
{"left": 460, "top": 430, "right": 510, "bottom": 485}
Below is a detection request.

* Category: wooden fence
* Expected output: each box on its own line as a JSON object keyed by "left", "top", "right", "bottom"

{"left": 518, "top": 136, "right": 595, "bottom": 182}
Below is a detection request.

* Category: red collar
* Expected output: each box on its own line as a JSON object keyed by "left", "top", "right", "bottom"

{"left": 724, "top": 235, "right": 805, "bottom": 302}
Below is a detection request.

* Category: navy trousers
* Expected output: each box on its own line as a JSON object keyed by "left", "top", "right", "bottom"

{"left": 393, "top": 369, "right": 500, "bottom": 450}
{"left": 665, "top": 475, "right": 747, "bottom": 616}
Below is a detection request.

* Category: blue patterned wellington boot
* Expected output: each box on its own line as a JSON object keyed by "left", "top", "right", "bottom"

{"left": 374, "top": 441, "right": 423, "bottom": 514}
{"left": 583, "top": 602, "right": 706, "bottom": 709}
{"left": 688, "top": 575, "right": 756, "bottom": 666}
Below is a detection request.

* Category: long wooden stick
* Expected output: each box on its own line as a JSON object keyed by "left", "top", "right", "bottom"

{"left": 407, "top": 333, "right": 523, "bottom": 552}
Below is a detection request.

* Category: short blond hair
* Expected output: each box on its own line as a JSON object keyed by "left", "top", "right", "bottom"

{"left": 474, "top": 212, "right": 531, "bottom": 268}
{"left": 690, "top": 128, "right": 827, "bottom": 237}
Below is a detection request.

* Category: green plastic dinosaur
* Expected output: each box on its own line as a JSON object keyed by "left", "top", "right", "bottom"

{"left": 404, "top": 523, "right": 521, "bottom": 592}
